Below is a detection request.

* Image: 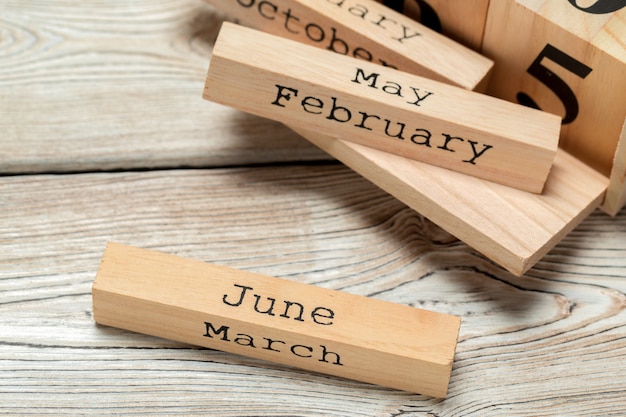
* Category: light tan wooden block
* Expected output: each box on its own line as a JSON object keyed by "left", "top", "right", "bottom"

{"left": 604, "top": 119, "right": 626, "bottom": 215}
{"left": 203, "top": 0, "right": 492, "bottom": 91}
{"left": 204, "top": 23, "right": 560, "bottom": 193}
{"left": 289, "top": 126, "right": 609, "bottom": 276}
{"left": 482, "top": 1, "right": 626, "bottom": 212}
{"left": 373, "top": 0, "right": 490, "bottom": 50}
{"left": 92, "top": 242, "right": 461, "bottom": 397}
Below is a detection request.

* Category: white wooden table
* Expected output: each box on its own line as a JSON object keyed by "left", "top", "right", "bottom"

{"left": 2, "top": 2, "right": 626, "bottom": 415}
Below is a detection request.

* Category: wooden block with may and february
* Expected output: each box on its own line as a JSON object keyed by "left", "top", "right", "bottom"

{"left": 204, "top": 23, "right": 561, "bottom": 193}
{"left": 92, "top": 243, "right": 462, "bottom": 397}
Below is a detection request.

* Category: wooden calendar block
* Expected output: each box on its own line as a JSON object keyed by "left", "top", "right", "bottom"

{"left": 205, "top": 23, "right": 560, "bottom": 193}
{"left": 203, "top": 0, "right": 492, "bottom": 91}
{"left": 482, "top": 1, "right": 626, "bottom": 214}
{"left": 92, "top": 243, "right": 461, "bottom": 397}
{"left": 290, "top": 126, "right": 608, "bottom": 276}
{"left": 373, "top": 0, "right": 490, "bottom": 50}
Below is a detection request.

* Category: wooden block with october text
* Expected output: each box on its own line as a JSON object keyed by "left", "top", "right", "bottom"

{"left": 92, "top": 242, "right": 461, "bottom": 398}
{"left": 289, "top": 126, "right": 608, "bottom": 276}
{"left": 203, "top": 0, "right": 493, "bottom": 91}
{"left": 204, "top": 23, "right": 561, "bottom": 193}
{"left": 373, "top": 0, "right": 490, "bottom": 50}
{"left": 482, "top": 1, "right": 626, "bottom": 214}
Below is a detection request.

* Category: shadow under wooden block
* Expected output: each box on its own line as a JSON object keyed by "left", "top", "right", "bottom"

{"left": 290, "top": 126, "right": 608, "bottom": 276}
{"left": 373, "top": 0, "right": 490, "bottom": 51}
{"left": 482, "top": 1, "right": 626, "bottom": 214}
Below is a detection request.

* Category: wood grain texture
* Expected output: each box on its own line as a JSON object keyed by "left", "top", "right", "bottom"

{"left": 2, "top": 169, "right": 626, "bottom": 415}
{"left": 0, "top": 1, "right": 327, "bottom": 174}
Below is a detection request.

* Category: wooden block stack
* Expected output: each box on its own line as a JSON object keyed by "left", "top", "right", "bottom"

{"left": 482, "top": 0, "right": 626, "bottom": 215}
{"left": 92, "top": 1, "right": 625, "bottom": 398}
{"left": 391, "top": 0, "right": 625, "bottom": 214}
{"left": 201, "top": 0, "right": 625, "bottom": 274}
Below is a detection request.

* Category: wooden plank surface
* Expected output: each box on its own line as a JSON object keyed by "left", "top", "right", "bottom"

{"left": 3, "top": 1, "right": 626, "bottom": 415}
{"left": 0, "top": 0, "right": 327, "bottom": 174}
{"left": 1, "top": 168, "right": 626, "bottom": 415}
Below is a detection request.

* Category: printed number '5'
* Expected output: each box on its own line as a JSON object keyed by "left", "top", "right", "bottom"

{"left": 516, "top": 44, "right": 592, "bottom": 124}
{"left": 567, "top": 0, "right": 626, "bottom": 14}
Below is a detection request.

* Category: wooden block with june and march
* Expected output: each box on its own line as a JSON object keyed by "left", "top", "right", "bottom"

{"left": 482, "top": 0, "right": 626, "bottom": 214}
{"left": 203, "top": 0, "right": 493, "bottom": 91}
{"left": 204, "top": 23, "right": 561, "bottom": 193}
{"left": 92, "top": 242, "right": 462, "bottom": 398}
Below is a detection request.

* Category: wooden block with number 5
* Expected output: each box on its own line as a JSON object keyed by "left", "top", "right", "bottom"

{"left": 482, "top": 1, "right": 626, "bottom": 214}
